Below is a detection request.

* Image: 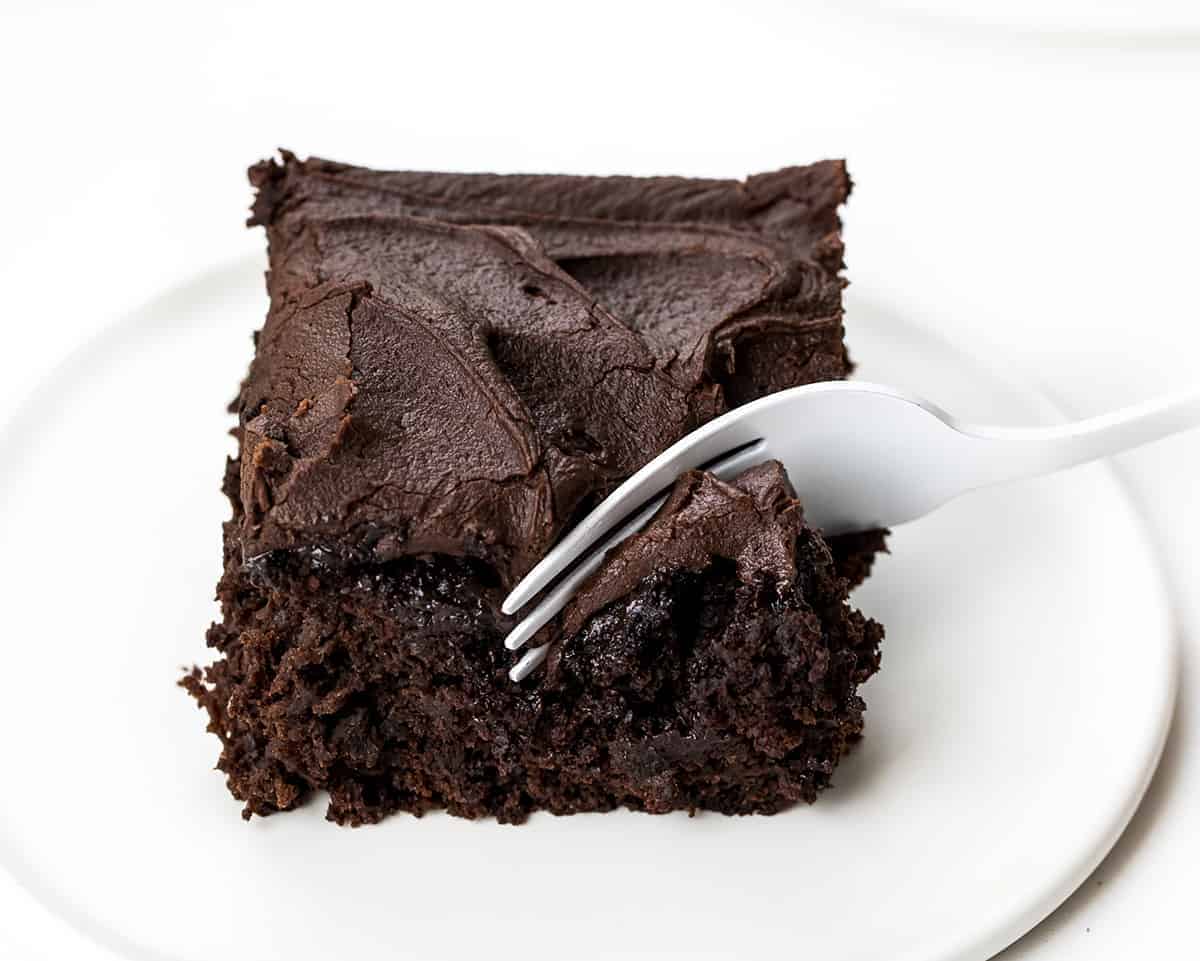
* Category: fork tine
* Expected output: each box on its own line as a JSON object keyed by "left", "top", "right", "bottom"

{"left": 504, "top": 493, "right": 667, "bottom": 651}
{"left": 699, "top": 438, "right": 771, "bottom": 483}
{"left": 509, "top": 643, "right": 550, "bottom": 682}
{"left": 503, "top": 439, "right": 770, "bottom": 673}
{"left": 501, "top": 423, "right": 767, "bottom": 617}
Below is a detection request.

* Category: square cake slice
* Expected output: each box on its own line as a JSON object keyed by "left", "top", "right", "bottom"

{"left": 183, "top": 152, "right": 885, "bottom": 824}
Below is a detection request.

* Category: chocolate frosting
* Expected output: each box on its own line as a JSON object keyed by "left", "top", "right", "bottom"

{"left": 239, "top": 152, "right": 851, "bottom": 586}
{"left": 560, "top": 461, "right": 805, "bottom": 636}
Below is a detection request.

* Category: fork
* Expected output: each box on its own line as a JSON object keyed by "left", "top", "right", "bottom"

{"left": 501, "top": 380, "right": 1200, "bottom": 681}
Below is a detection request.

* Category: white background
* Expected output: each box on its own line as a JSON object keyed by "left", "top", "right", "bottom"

{"left": 0, "top": 2, "right": 1196, "bottom": 958}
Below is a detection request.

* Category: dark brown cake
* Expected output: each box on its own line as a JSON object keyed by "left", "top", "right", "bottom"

{"left": 183, "top": 152, "right": 886, "bottom": 824}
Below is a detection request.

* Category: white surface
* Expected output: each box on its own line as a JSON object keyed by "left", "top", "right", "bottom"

{"left": 0, "top": 261, "right": 1174, "bottom": 961}
{"left": 0, "top": 3, "right": 1197, "bottom": 959}
{"left": 851, "top": 0, "right": 1200, "bottom": 39}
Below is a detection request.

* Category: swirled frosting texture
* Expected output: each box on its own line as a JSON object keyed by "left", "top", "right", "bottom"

{"left": 239, "top": 152, "right": 852, "bottom": 586}
{"left": 559, "top": 461, "right": 805, "bottom": 638}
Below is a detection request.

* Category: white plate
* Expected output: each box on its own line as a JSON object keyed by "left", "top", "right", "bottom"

{"left": 0, "top": 260, "right": 1175, "bottom": 961}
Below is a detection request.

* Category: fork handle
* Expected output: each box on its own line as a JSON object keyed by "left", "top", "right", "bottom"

{"left": 966, "top": 384, "right": 1200, "bottom": 489}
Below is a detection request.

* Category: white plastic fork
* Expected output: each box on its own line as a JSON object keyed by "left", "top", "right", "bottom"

{"left": 502, "top": 380, "right": 1200, "bottom": 681}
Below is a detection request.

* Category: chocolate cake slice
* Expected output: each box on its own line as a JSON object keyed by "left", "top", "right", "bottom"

{"left": 183, "top": 152, "right": 886, "bottom": 824}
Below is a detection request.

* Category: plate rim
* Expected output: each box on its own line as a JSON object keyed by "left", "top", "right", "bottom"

{"left": 841, "top": 282, "right": 1180, "bottom": 960}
